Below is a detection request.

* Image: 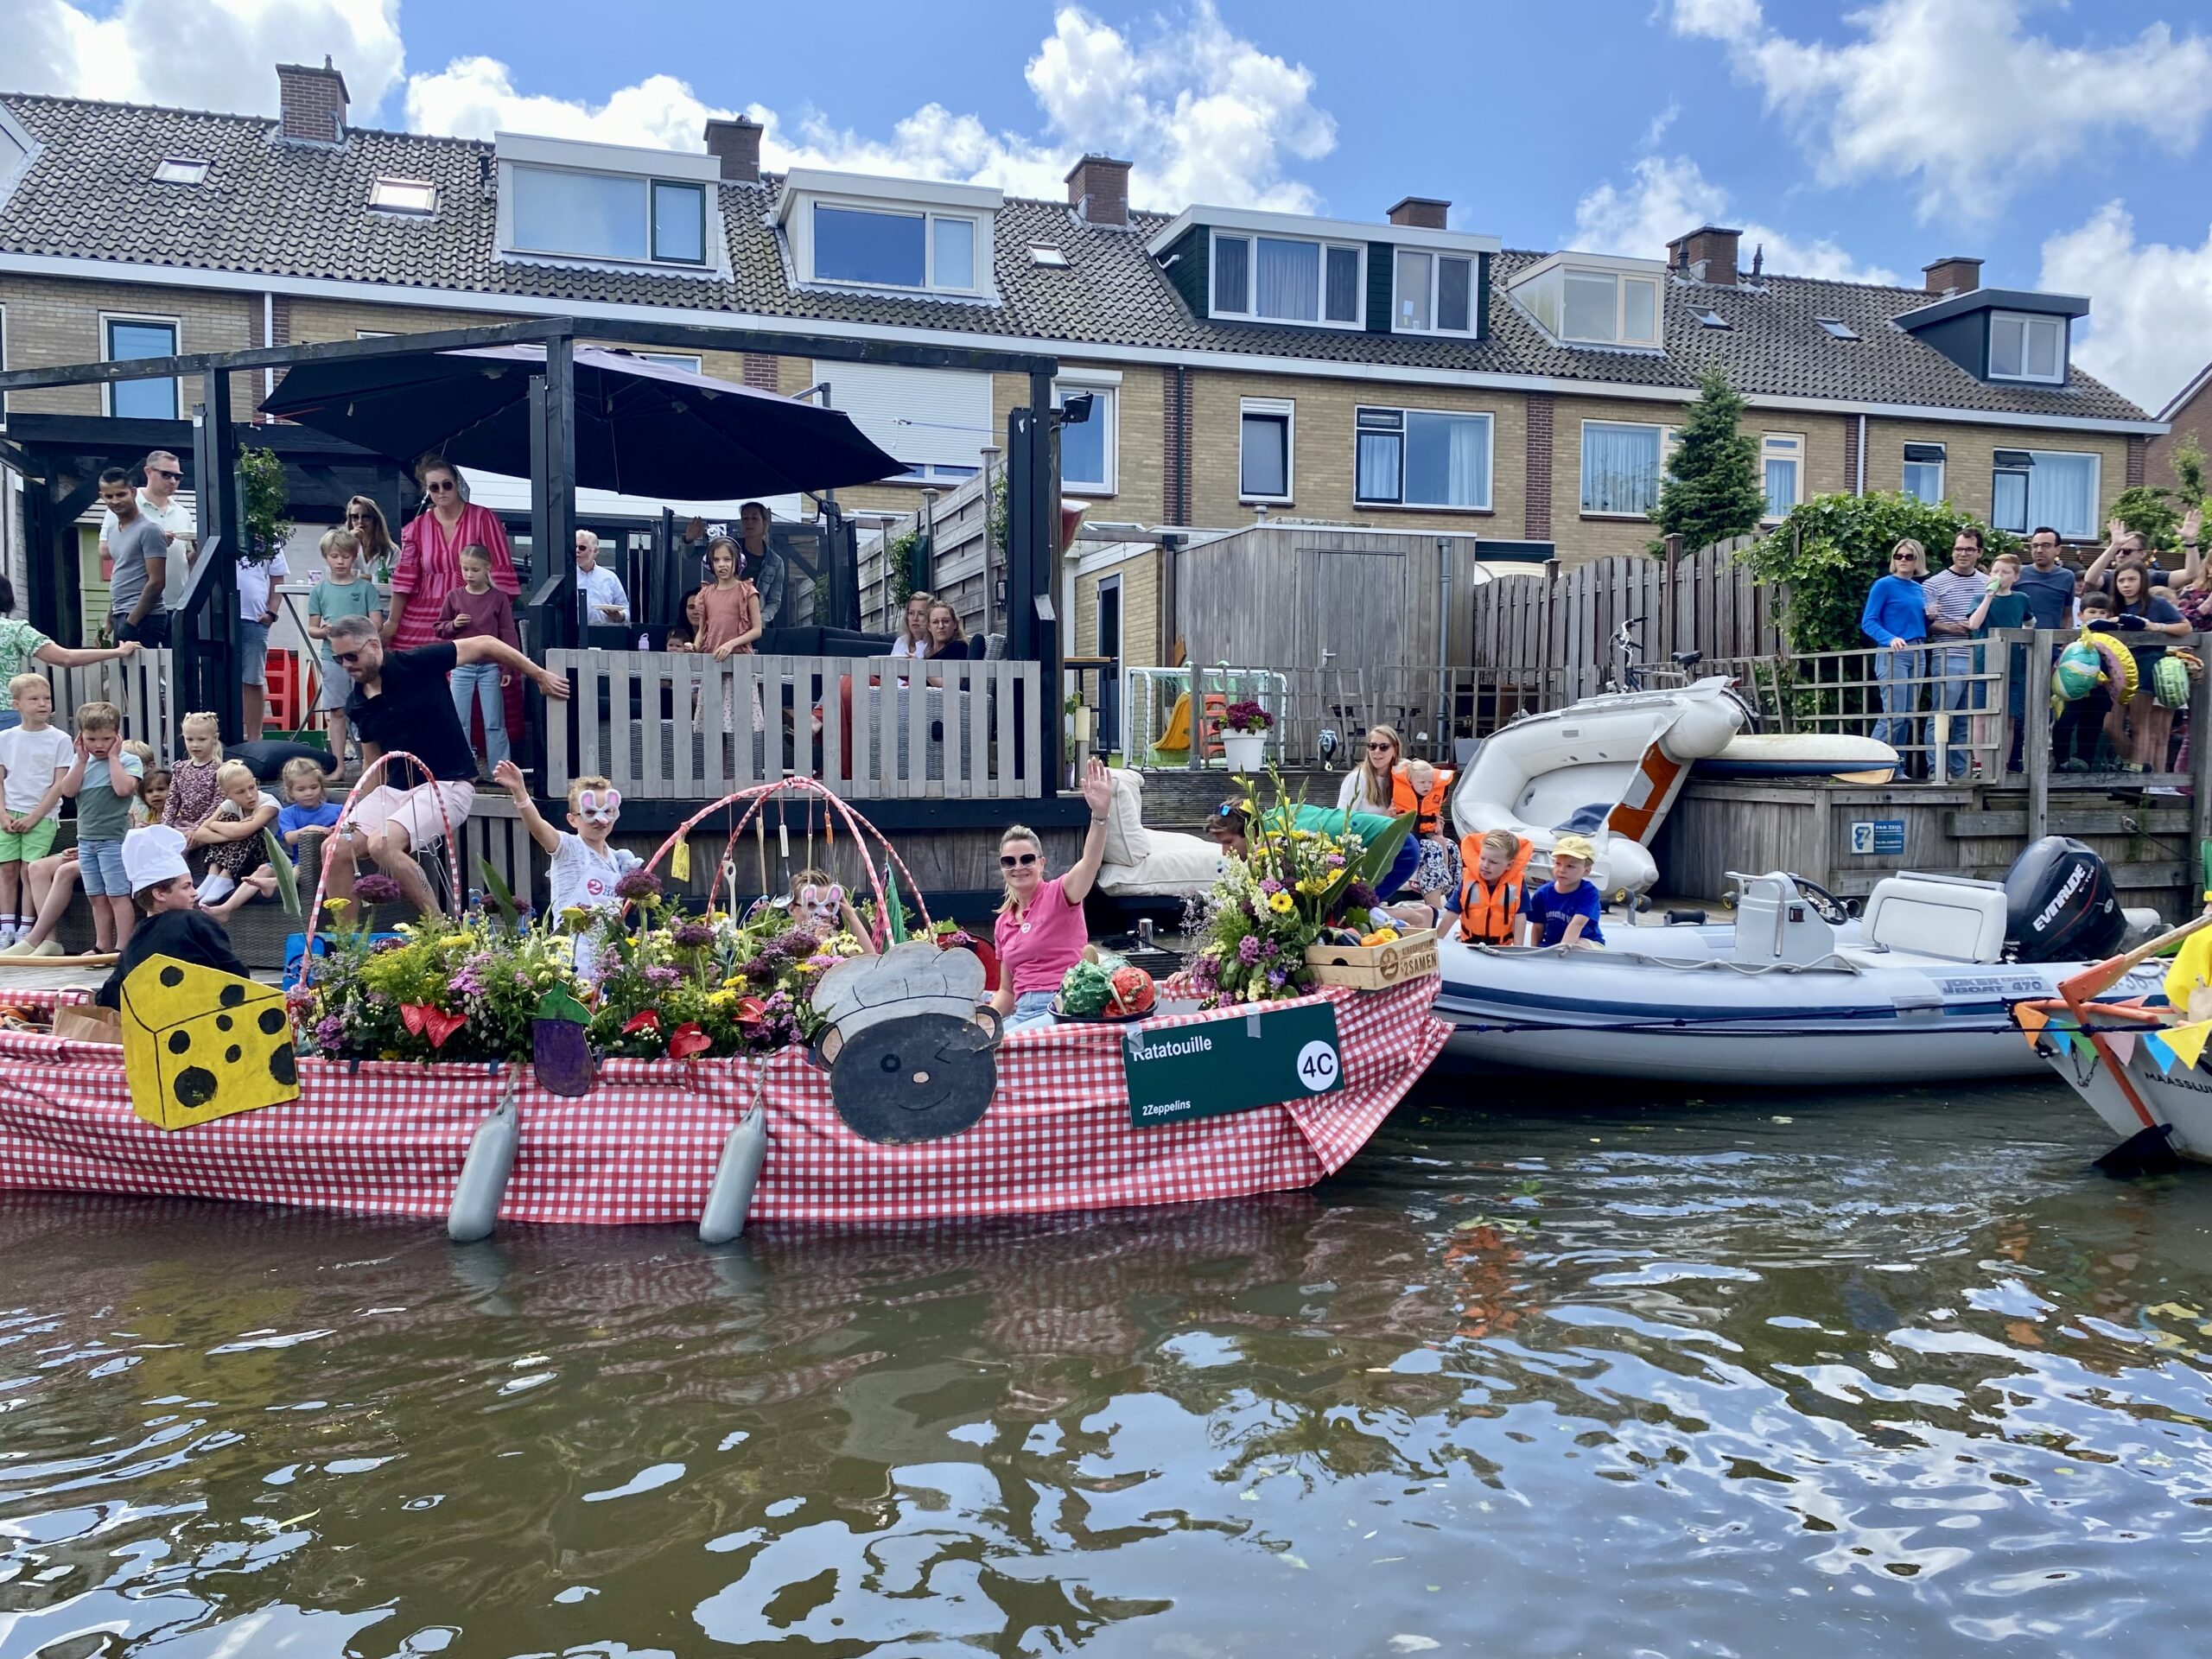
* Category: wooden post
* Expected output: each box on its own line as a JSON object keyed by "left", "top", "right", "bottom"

{"left": 2024, "top": 628, "right": 2052, "bottom": 844}
{"left": 2191, "top": 629, "right": 2212, "bottom": 867}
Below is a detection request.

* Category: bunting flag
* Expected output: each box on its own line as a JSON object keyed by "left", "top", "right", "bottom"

{"left": 2050, "top": 1027, "right": 2076, "bottom": 1057}
{"left": 2144, "top": 1031, "right": 2177, "bottom": 1073}
{"left": 2016, "top": 1004, "right": 2050, "bottom": 1049}
{"left": 2107, "top": 1030, "right": 2139, "bottom": 1065}
{"left": 671, "top": 837, "right": 691, "bottom": 882}
{"left": 2166, "top": 1020, "right": 2212, "bottom": 1071}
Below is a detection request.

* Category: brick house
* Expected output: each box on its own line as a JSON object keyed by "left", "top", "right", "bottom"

{"left": 0, "top": 62, "right": 2164, "bottom": 673}
{"left": 2151, "top": 358, "right": 2212, "bottom": 493}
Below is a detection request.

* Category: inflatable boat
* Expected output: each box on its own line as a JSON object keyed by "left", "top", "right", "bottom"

{"left": 1700, "top": 732, "right": 1898, "bottom": 784}
{"left": 1438, "top": 839, "right": 2164, "bottom": 1086}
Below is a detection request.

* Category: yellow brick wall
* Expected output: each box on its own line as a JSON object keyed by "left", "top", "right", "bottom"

{"left": 0, "top": 274, "right": 259, "bottom": 422}
{"left": 1185, "top": 369, "right": 1529, "bottom": 536}
{"left": 1862, "top": 416, "right": 2129, "bottom": 539}
{"left": 1072, "top": 547, "right": 1163, "bottom": 666}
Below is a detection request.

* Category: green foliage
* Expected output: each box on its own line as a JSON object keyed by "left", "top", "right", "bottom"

{"left": 1650, "top": 367, "right": 1766, "bottom": 557}
{"left": 2175, "top": 432, "right": 2209, "bottom": 503}
{"left": 885, "top": 526, "right": 923, "bottom": 610}
{"left": 238, "top": 447, "right": 291, "bottom": 568}
{"left": 988, "top": 472, "right": 1009, "bottom": 558}
{"left": 478, "top": 856, "right": 519, "bottom": 931}
{"left": 1741, "top": 490, "right": 2020, "bottom": 657}
{"left": 263, "top": 829, "right": 300, "bottom": 921}
{"left": 2110, "top": 433, "right": 2209, "bottom": 553}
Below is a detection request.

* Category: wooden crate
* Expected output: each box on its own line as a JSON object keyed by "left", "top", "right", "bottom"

{"left": 1305, "top": 928, "right": 1438, "bottom": 990}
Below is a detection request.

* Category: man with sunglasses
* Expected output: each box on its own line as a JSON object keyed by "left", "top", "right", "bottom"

{"left": 318, "top": 613, "right": 569, "bottom": 917}
{"left": 99, "top": 450, "right": 196, "bottom": 621}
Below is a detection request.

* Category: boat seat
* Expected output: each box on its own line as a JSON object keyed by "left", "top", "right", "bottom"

{"left": 1863, "top": 874, "right": 2007, "bottom": 963}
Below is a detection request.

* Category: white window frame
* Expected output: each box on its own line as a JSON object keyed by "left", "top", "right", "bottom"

{"left": 805, "top": 199, "right": 986, "bottom": 296}
{"left": 1391, "top": 249, "right": 1479, "bottom": 338}
{"left": 1557, "top": 268, "right": 1661, "bottom": 347}
{"left": 1579, "top": 419, "right": 1677, "bottom": 518}
{"left": 503, "top": 161, "right": 710, "bottom": 269}
{"left": 369, "top": 176, "right": 436, "bottom": 215}
{"left": 1991, "top": 448, "right": 2100, "bottom": 540}
{"left": 100, "top": 311, "right": 181, "bottom": 421}
{"left": 1760, "top": 432, "right": 1803, "bottom": 523}
{"left": 1901, "top": 442, "right": 1946, "bottom": 505}
{"left": 1988, "top": 310, "right": 2065, "bottom": 385}
{"left": 355, "top": 329, "right": 397, "bottom": 339}
{"left": 1239, "top": 397, "right": 1296, "bottom": 505}
{"left": 635, "top": 351, "right": 703, "bottom": 374}
{"left": 1054, "top": 371, "right": 1120, "bottom": 496}
{"left": 153, "top": 156, "right": 209, "bottom": 186}
{"left": 1209, "top": 229, "right": 1365, "bottom": 331}
{"left": 1352, "top": 404, "right": 1495, "bottom": 512}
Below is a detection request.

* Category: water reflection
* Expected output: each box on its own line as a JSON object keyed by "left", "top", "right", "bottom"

{"left": 2, "top": 1083, "right": 2211, "bottom": 1655}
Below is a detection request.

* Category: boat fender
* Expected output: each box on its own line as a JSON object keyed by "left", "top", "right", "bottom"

{"left": 699, "top": 1107, "right": 770, "bottom": 1245}
{"left": 448, "top": 1083, "right": 519, "bottom": 1244}
{"left": 1664, "top": 909, "right": 1708, "bottom": 926}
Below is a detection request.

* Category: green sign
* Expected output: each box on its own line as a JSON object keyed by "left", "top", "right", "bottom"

{"left": 1124, "top": 1001, "right": 1344, "bottom": 1128}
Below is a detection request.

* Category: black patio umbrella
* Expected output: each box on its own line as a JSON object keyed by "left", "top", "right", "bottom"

{"left": 259, "top": 344, "right": 903, "bottom": 498}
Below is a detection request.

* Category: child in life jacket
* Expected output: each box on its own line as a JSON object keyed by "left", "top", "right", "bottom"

{"left": 1393, "top": 758, "right": 1458, "bottom": 895}
{"left": 1433, "top": 827, "right": 1530, "bottom": 945}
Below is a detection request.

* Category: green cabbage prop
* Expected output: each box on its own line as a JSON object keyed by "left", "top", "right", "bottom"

{"left": 2052, "top": 640, "right": 2104, "bottom": 704}
{"left": 1057, "top": 958, "right": 1116, "bottom": 1017}
{"left": 2155, "top": 652, "right": 2194, "bottom": 709}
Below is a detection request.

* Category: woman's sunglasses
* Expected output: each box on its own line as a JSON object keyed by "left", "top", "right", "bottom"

{"left": 426, "top": 479, "right": 457, "bottom": 493}
{"left": 999, "top": 851, "right": 1039, "bottom": 868}
{"left": 346, "top": 510, "right": 373, "bottom": 522}
{"left": 1367, "top": 741, "right": 1394, "bottom": 752}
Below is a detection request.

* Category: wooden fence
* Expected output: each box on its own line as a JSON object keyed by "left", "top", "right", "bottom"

{"left": 39, "top": 650, "right": 178, "bottom": 762}
{"left": 1467, "top": 536, "right": 1779, "bottom": 697}
{"left": 858, "top": 467, "right": 1000, "bottom": 641}
{"left": 543, "top": 649, "right": 1042, "bottom": 802}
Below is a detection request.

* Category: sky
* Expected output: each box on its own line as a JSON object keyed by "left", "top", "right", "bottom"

{"left": 13, "top": 0, "right": 2212, "bottom": 413}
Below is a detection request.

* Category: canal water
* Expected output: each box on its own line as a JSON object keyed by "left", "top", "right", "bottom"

{"left": 5, "top": 1078, "right": 2212, "bottom": 1657}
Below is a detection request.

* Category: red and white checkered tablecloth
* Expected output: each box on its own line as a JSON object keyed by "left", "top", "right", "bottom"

{"left": 0, "top": 980, "right": 1446, "bottom": 1226}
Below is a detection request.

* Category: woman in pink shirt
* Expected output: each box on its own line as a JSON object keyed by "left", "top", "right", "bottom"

{"left": 385, "top": 457, "right": 518, "bottom": 650}
{"left": 992, "top": 758, "right": 1114, "bottom": 1030}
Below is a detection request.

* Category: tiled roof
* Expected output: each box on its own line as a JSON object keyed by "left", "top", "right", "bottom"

{"left": 0, "top": 92, "right": 2154, "bottom": 423}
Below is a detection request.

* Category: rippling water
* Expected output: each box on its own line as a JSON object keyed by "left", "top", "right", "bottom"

{"left": 6, "top": 1079, "right": 2212, "bottom": 1656}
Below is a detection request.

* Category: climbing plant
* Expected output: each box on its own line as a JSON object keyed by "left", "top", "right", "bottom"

{"left": 885, "top": 526, "right": 922, "bottom": 610}
{"left": 2110, "top": 432, "right": 2209, "bottom": 553}
{"left": 238, "top": 446, "right": 292, "bottom": 566}
{"left": 1649, "top": 366, "right": 1765, "bottom": 558}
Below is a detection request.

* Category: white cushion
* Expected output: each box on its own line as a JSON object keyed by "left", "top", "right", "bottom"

{"left": 1102, "top": 766, "right": 1153, "bottom": 866}
{"left": 1098, "top": 830, "right": 1221, "bottom": 898}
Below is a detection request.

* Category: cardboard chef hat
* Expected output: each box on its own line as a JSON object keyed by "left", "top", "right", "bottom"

{"left": 123, "top": 825, "right": 191, "bottom": 893}
{"left": 810, "top": 939, "right": 987, "bottom": 1043}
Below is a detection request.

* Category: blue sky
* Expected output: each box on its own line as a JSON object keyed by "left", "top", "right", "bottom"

{"left": 19, "top": 0, "right": 2212, "bottom": 410}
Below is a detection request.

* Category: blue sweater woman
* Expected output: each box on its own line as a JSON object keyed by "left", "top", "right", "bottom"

{"left": 1861, "top": 575, "right": 1929, "bottom": 647}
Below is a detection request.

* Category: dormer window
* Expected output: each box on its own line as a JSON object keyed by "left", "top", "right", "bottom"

{"left": 495, "top": 132, "right": 721, "bottom": 271}
{"left": 779, "top": 169, "right": 999, "bottom": 298}
{"left": 1990, "top": 310, "right": 2064, "bottom": 384}
{"left": 1394, "top": 249, "right": 1475, "bottom": 335}
{"left": 153, "top": 157, "right": 208, "bottom": 186}
{"left": 1507, "top": 253, "right": 1664, "bottom": 349}
{"left": 1212, "top": 232, "right": 1362, "bottom": 327}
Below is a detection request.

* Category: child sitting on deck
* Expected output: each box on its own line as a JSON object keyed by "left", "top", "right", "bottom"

{"left": 491, "top": 760, "right": 639, "bottom": 981}
{"left": 275, "top": 757, "right": 341, "bottom": 863}
{"left": 95, "top": 825, "right": 248, "bottom": 1009}
{"left": 785, "top": 867, "right": 876, "bottom": 951}
{"left": 190, "top": 760, "right": 281, "bottom": 918}
{"left": 1523, "top": 832, "right": 1605, "bottom": 949}
{"left": 1433, "top": 828, "right": 1531, "bottom": 946}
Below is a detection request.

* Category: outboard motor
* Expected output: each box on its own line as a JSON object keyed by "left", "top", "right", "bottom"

{"left": 2004, "top": 836, "right": 2125, "bottom": 963}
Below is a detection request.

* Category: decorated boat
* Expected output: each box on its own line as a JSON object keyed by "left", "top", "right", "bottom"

{"left": 0, "top": 778, "right": 1446, "bottom": 1233}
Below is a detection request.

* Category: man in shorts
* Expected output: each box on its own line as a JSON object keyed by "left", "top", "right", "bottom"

{"left": 321, "top": 614, "right": 569, "bottom": 916}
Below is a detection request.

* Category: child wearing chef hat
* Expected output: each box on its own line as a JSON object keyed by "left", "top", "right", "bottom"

{"left": 1522, "top": 833, "right": 1605, "bottom": 950}
{"left": 93, "top": 824, "right": 250, "bottom": 1009}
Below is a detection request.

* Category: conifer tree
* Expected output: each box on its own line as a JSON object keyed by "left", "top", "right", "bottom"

{"left": 1650, "top": 366, "right": 1766, "bottom": 557}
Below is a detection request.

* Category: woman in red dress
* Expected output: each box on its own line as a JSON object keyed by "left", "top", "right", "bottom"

{"left": 385, "top": 457, "right": 518, "bottom": 650}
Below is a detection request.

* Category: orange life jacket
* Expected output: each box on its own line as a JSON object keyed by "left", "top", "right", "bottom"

{"left": 1456, "top": 834, "right": 1532, "bottom": 945}
{"left": 1391, "top": 769, "right": 1455, "bottom": 838}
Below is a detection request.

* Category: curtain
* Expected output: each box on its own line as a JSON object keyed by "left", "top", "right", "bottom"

{"left": 1325, "top": 247, "right": 1362, "bottom": 322}
{"left": 2029, "top": 454, "right": 2096, "bottom": 539}
{"left": 1405, "top": 412, "right": 1489, "bottom": 507}
{"left": 1357, "top": 432, "right": 1402, "bottom": 501}
{"left": 1255, "top": 238, "right": 1319, "bottom": 321}
{"left": 1764, "top": 457, "right": 1796, "bottom": 518}
{"left": 1581, "top": 424, "right": 1660, "bottom": 513}
{"left": 1446, "top": 415, "right": 1488, "bottom": 506}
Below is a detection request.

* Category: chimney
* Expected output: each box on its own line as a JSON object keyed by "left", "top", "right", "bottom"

{"left": 1387, "top": 196, "right": 1450, "bottom": 231}
{"left": 704, "top": 117, "right": 763, "bottom": 184}
{"left": 1065, "top": 155, "right": 1132, "bottom": 227}
{"left": 275, "top": 57, "right": 347, "bottom": 145}
{"left": 1923, "top": 255, "right": 1983, "bottom": 296}
{"left": 1666, "top": 224, "right": 1741, "bottom": 287}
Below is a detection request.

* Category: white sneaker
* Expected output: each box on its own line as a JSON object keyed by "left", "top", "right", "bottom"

{"left": 0, "top": 939, "right": 31, "bottom": 958}
{"left": 31, "top": 941, "right": 66, "bottom": 957}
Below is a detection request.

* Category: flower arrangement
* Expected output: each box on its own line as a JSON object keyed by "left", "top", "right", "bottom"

{"left": 303, "top": 909, "right": 582, "bottom": 1064}
{"left": 1221, "top": 699, "right": 1274, "bottom": 734}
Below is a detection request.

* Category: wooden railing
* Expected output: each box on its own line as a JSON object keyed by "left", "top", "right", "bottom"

{"left": 39, "top": 650, "right": 179, "bottom": 763}
{"left": 541, "top": 650, "right": 1043, "bottom": 801}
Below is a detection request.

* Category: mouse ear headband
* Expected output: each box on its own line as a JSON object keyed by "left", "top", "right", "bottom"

{"left": 797, "top": 880, "right": 844, "bottom": 909}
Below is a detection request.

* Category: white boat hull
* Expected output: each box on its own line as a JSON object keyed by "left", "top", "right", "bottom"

{"left": 2038, "top": 1036, "right": 2212, "bottom": 1163}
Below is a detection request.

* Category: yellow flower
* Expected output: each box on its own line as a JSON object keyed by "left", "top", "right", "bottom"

{"left": 321, "top": 897, "right": 351, "bottom": 914}
{"left": 1269, "top": 891, "right": 1294, "bottom": 913}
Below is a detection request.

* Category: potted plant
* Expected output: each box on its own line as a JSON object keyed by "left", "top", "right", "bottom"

{"left": 1219, "top": 700, "right": 1272, "bottom": 773}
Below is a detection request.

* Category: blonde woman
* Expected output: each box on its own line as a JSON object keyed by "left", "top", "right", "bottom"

{"left": 889, "top": 591, "right": 933, "bottom": 660}
{"left": 343, "top": 495, "right": 397, "bottom": 582}
{"left": 1861, "top": 538, "right": 1931, "bottom": 760}
{"left": 991, "top": 758, "right": 1113, "bottom": 1031}
{"left": 1337, "top": 724, "right": 1402, "bottom": 810}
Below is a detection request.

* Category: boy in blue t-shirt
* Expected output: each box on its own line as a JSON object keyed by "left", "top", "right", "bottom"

{"left": 1523, "top": 832, "right": 1605, "bottom": 949}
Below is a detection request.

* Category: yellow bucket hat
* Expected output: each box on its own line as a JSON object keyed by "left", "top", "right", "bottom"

{"left": 1550, "top": 833, "right": 1598, "bottom": 864}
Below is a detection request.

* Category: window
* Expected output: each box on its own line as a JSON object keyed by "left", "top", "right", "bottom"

{"left": 370, "top": 176, "right": 435, "bottom": 214}
{"left": 1580, "top": 421, "right": 1668, "bottom": 517}
{"left": 1816, "top": 317, "right": 1859, "bottom": 340}
{"left": 1761, "top": 433, "right": 1802, "bottom": 520}
{"left": 636, "top": 352, "right": 702, "bottom": 374}
{"left": 1355, "top": 407, "right": 1493, "bottom": 510}
{"left": 1694, "top": 308, "right": 1729, "bottom": 330}
{"left": 1989, "top": 310, "right": 2064, "bottom": 384}
{"left": 1902, "top": 442, "right": 1946, "bottom": 505}
{"left": 808, "top": 201, "right": 979, "bottom": 292}
{"left": 1211, "top": 232, "right": 1361, "bottom": 326}
{"left": 1240, "top": 399, "right": 1294, "bottom": 501}
{"left": 509, "top": 164, "right": 707, "bottom": 265}
{"left": 1394, "top": 250, "right": 1476, "bottom": 335}
{"left": 0, "top": 303, "right": 7, "bottom": 427}
{"left": 1992, "top": 448, "right": 2097, "bottom": 539}
{"left": 1055, "top": 381, "right": 1117, "bottom": 494}
{"left": 1522, "top": 264, "right": 1661, "bottom": 346}
{"left": 1028, "top": 245, "right": 1070, "bottom": 269}
{"left": 153, "top": 157, "right": 208, "bottom": 186}
{"left": 104, "top": 316, "right": 178, "bottom": 421}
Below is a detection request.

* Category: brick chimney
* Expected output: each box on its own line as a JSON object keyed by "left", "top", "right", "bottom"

{"left": 276, "top": 57, "right": 346, "bottom": 145}
{"left": 1065, "top": 155, "right": 1131, "bottom": 227}
{"left": 704, "top": 117, "right": 763, "bottom": 184}
{"left": 1387, "top": 196, "right": 1450, "bottom": 231}
{"left": 1923, "top": 255, "right": 1983, "bottom": 296}
{"left": 1667, "top": 224, "right": 1741, "bottom": 287}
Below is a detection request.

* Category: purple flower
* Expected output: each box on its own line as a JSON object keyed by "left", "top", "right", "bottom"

{"left": 449, "top": 969, "right": 484, "bottom": 1000}
{"left": 1262, "top": 939, "right": 1279, "bottom": 958}
{"left": 671, "top": 922, "right": 715, "bottom": 950}
{"left": 1259, "top": 877, "right": 1284, "bottom": 895}
{"left": 1236, "top": 935, "right": 1263, "bottom": 965}
{"left": 1346, "top": 881, "right": 1378, "bottom": 909}
{"left": 354, "top": 874, "right": 404, "bottom": 906}
{"left": 1266, "top": 965, "right": 1289, "bottom": 988}
{"left": 644, "top": 964, "right": 682, "bottom": 987}
{"left": 615, "top": 868, "right": 663, "bottom": 902}
{"left": 370, "top": 936, "right": 405, "bottom": 954}
{"left": 313, "top": 1015, "right": 345, "bottom": 1048}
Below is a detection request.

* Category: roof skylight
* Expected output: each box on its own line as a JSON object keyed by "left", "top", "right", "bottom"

{"left": 153, "top": 157, "right": 208, "bottom": 186}
{"left": 1815, "top": 317, "right": 1859, "bottom": 340}
{"left": 1694, "top": 308, "right": 1730, "bottom": 329}
{"left": 1028, "top": 245, "right": 1071, "bottom": 268}
{"left": 370, "top": 177, "right": 436, "bottom": 214}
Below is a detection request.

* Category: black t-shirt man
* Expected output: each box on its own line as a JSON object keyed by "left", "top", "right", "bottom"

{"left": 345, "top": 641, "right": 479, "bottom": 783}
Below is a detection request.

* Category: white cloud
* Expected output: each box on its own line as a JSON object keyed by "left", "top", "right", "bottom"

{"left": 2041, "top": 201, "right": 2212, "bottom": 412}
{"left": 1670, "top": 0, "right": 2212, "bottom": 220}
{"left": 8, "top": 0, "right": 404, "bottom": 119}
{"left": 1573, "top": 155, "right": 1898, "bottom": 284}
{"left": 403, "top": 3, "right": 1336, "bottom": 213}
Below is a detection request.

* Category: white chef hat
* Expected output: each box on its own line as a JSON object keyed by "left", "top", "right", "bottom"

{"left": 122, "top": 824, "right": 190, "bottom": 893}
